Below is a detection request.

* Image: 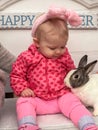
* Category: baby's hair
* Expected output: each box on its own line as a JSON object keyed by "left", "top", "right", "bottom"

{"left": 35, "top": 18, "right": 69, "bottom": 42}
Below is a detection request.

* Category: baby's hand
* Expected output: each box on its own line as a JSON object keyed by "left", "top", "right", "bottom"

{"left": 21, "top": 88, "right": 35, "bottom": 97}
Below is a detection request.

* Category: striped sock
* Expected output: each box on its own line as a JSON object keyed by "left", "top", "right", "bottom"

{"left": 78, "top": 115, "right": 97, "bottom": 130}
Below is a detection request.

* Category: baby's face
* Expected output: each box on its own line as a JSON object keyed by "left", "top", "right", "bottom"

{"left": 37, "top": 35, "right": 68, "bottom": 59}
{"left": 35, "top": 19, "right": 68, "bottom": 58}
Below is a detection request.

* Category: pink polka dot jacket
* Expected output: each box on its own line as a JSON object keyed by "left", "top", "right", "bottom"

{"left": 10, "top": 44, "right": 75, "bottom": 100}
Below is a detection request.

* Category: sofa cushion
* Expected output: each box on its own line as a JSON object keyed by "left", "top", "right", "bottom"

{"left": 0, "top": 98, "right": 98, "bottom": 130}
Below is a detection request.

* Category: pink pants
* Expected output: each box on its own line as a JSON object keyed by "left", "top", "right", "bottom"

{"left": 17, "top": 92, "right": 92, "bottom": 128}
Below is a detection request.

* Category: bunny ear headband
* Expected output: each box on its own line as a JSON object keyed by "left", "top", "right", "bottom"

{"left": 31, "top": 6, "right": 82, "bottom": 37}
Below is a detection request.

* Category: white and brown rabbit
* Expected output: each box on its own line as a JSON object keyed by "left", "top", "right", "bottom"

{"left": 64, "top": 55, "right": 98, "bottom": 116}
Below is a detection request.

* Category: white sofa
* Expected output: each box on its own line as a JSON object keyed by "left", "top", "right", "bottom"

{"left": 0, "top": 98, "right": 98, "bottom": 130}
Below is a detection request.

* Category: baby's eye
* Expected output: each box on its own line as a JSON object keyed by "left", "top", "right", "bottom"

{"left": 49, "top": 47, "right": 56, "bottom": 50}
{"left": 61, "top": 46, "right": 65, "bottom": 49}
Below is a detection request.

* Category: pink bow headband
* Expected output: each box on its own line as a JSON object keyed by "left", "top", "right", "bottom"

{"left": 31, "top": 6, "right": 82, "bottom": 37}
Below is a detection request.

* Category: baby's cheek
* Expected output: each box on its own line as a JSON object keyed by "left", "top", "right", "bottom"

{"left": 45, "top": 50, "right": 53, "bottom": 58}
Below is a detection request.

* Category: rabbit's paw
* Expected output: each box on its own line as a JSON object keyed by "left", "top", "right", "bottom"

{"left": 93, "top": 110, "right": 98, "bottom": 116}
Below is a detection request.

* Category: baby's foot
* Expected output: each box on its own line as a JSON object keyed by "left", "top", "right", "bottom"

{"left": 18, "top": 124, "right": 40, "bottom": 130}
{"left": 84, "top": 125, "right": 98, "bottom": 130}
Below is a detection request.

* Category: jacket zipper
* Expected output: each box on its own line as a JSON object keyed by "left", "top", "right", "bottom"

{"left": 45, "top": 59, "right": 50, "bottom": 93}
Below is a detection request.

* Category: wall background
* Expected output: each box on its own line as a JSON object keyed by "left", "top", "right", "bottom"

{"left": 0, "top": 0, "right": 98, "bottom": 92}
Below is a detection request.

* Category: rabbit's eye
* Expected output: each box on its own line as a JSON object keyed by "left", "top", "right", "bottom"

{"left": 73, "top": 74, "right": 79, "bottom": 79}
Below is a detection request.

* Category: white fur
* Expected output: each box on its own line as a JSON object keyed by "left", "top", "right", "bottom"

{"left": 64, "top": 71, "right": 98, "bottom": 116}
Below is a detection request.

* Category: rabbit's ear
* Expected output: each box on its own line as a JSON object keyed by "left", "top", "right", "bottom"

{"left": 85, "top": 60, "right": 97, "bottom": 74}
{"left": 78, "top": 55, "right": 88, "bottom": 68}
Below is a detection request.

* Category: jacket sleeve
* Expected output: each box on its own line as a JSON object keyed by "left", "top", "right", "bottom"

{"left": 10, "top": 52, "right": 31, "bottom": 96}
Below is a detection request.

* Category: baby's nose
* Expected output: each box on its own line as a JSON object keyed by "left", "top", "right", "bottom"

{"left": 55, "top": 49, "right": 61, "bottom": 54}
